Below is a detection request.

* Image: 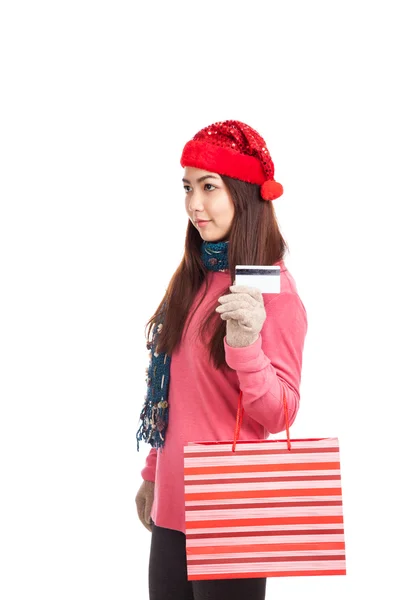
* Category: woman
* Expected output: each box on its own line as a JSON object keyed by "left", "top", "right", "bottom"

{"left": 135, "top": 120, "right": 308, "bottom": 600}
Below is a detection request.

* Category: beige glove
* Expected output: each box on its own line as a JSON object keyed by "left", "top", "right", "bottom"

{"left": 216, "top": 284, "right": 266, "bottom": 348}
{"left": 135, "top": 480, "right": 155, "bottom": 532}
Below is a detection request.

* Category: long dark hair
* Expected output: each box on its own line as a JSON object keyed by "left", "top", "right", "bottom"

{"left": 145, "top": 175, "right": 289, "bottom": 369}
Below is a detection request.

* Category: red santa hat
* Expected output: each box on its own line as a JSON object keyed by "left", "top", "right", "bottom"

{"left": 180, "top": 119, "right": 283, "bottom": 201}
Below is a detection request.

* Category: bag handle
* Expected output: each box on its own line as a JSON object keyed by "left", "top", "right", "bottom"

{"left": 232, "top": 388, "right": 292, "bottom": 452}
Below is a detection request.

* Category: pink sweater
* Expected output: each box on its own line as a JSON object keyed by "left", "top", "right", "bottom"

{"left": 140, "top": 259, "right": 308, "bottom": 534}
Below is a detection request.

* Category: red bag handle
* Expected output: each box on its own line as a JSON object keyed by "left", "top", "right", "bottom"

{"left": 232, "top": 388, "right": 291, "bottom": 452}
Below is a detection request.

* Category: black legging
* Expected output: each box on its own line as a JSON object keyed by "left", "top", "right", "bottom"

{"left": 149, "top": 523, "right": 267, "bottom": 600}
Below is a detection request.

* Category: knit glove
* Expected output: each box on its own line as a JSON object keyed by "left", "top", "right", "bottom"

{"left": 216, "top": 284, "right": 267, "bottom": 348}
{"left": 135, "top": 480, "right": 155, "bottom": 532}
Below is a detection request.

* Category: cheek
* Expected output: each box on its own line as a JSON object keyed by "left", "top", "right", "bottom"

{"left": 219, "top": 198, "right": 235, "bottom": 222}
{"left": 213, "top": 195, "right": 233, "bottom": 217}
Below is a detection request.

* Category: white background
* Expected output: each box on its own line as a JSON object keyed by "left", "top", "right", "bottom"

{"left": 1, "top": 1, "right": 399, "bottom": 598}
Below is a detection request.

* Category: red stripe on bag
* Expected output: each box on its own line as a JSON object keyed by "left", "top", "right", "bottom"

{"left": 186, "top": 500, "right": 343, "bottom": 510}
{"left": 185, "top": 474, "right": 342, "bottom": 485}
{"left": 185, "top": 487, "right": 342, "bottom": 501}
{"left": 188, "top": 569, "right": 347, "bottom": 580}
{"left": 186, "top": 516, "right": 344, "bottom": 530}
{"left": 186, "top": 541, "right": 346, "bottom": 555}
{"left": 186, "top": 447, "right": 339, "bottom": 458}
{"left": 184, "top": 462, "right": 340, "bottom": 475}
{"left": 186, "top": 528, "right": 345, "bottom": 539}
{"left": 188, "top": 554, "right": 346, "bottom": 565}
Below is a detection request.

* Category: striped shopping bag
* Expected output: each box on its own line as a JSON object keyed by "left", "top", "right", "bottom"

{"left": 183, "top": 390, "right": 346, "bottom": 581}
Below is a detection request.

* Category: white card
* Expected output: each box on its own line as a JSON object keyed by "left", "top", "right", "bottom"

{"left": 235, "top": 265, "right": 281, "bottom": 294}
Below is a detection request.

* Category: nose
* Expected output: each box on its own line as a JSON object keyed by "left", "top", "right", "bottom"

{"left": 188, "top": 190, "right": 204, "bottom": 213}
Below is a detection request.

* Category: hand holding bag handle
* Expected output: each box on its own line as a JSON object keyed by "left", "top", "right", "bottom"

{"left": 232, "top": 388, "right": 291, "bottom": 452}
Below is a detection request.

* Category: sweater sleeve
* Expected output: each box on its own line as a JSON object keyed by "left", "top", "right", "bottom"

{"left": 140, "top": 447, "right": 158, "bottom": 482}
{"left": 223, "top": 292, "right": 308, "bottom": 434}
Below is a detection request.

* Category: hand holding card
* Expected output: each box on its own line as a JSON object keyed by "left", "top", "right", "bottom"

{"left": 216, "top": 284, "right": 266, "bottom": 348}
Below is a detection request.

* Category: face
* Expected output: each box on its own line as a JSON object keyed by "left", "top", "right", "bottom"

{"left": 183, "top": 167, "right": 235, "bottom": 242}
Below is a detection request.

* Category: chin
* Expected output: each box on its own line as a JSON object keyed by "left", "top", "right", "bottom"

{"left": 201, "top": 231, "right": 217, "bottom": 241}
{"left": 199, "top": 227, "right": 222, "bottom": 242}
{"left": 203, "top": 234, "right": 227, "bottom": 243}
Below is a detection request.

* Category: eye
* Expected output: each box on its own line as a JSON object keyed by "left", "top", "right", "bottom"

{"left": 183, "top": 183, "right": 216, "bottom": 193}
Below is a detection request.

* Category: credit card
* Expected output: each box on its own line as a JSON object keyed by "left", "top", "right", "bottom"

{"left": 235, "top": 265, "right": 281, "bottom": 293}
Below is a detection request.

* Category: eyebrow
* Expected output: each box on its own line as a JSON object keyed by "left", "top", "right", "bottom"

{"left": 182, "top": 174, "right": 220, "bottom": 184}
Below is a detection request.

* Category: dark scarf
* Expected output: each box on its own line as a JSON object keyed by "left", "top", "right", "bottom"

{"left": 136, "top": 240, "right": 229, "bottom": 451}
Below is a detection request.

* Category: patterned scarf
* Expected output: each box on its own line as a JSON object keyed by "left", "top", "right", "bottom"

{"left": 136, "top": 240, "right": 229, "bottom": 451}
